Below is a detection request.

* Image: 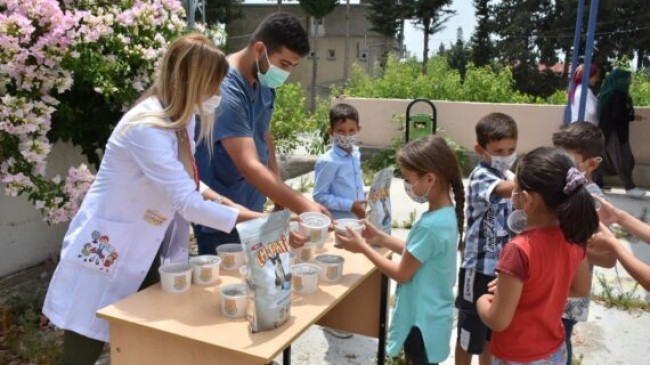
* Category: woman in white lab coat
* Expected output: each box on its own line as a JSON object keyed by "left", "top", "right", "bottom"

{"left": 43, "top": 33, "right": 263, "bottom": 365}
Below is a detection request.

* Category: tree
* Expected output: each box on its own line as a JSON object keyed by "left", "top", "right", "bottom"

{"left": 406, "top": 0, "right": 455, "bottom": 74}
{"left": 491, "top": 0, "right": 563, "bottom": 98}
{"left": 299, "top": 0, "right": 338, "bottom": 111}
{"left": 205, "top": 0, "right": 243, "bottom": 25}
{"left": 469, "top": 0, "right": 492, "bottom": 67}
{"left": 446, "top": 28, "right": 471, "bottom": 80}
{"left": 367, "top": 0, "right": 403, "bottom": 72}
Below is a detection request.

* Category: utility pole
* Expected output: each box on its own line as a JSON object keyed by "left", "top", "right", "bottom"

{"left": 343, "top": 0, "right": 350, "bottom": 82}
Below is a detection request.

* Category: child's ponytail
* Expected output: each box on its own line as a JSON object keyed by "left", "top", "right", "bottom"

{"left": 451, "top": 177, "right": 465, "bottom": 249}
{"left": 556, "top": 169, "right": 599, "bottom": 244}
{"left": 517, "top": 147, "right": 599, "bottom": 246}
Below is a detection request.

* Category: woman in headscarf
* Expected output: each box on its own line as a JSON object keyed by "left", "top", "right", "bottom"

{"left": 593, "top": 68, "right": 646, "bottom": 198}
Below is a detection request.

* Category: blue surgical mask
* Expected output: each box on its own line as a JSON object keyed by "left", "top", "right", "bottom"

{"left": 256, "top": 48, "right": 290, "bottom": 89}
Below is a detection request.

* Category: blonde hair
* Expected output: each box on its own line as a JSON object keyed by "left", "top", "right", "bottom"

{"left": 127, "top": 33, "right": 228, "bottom": 150}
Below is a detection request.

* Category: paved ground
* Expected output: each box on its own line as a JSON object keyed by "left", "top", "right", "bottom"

{"left": 273, "top": 173, "right": 650, "bottom": 365}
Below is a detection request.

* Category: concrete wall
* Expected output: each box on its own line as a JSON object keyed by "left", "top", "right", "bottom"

{"left": 335, "top": 97, "right": 650, "bottom": 184}
{"left": 0, "top": 143, "right": 92, "bottom": 277}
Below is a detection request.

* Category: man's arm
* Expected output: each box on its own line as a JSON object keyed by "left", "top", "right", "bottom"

{"left": 221, "top": 136, "right": 325, "bottom": 214}
{"left": 266, "top": 131, "right": 281, "bottom": 177}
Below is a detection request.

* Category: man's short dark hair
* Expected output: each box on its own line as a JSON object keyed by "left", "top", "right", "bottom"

{"left": 552, "top": 122, "right": 604, "bottom": 159}
{"left": 330, "top": 103, "right": 359, "bottom": 128}
{"left": 475, "top": 112, "right": 518, "bottom": 147}
{"left": 250, "top": 13, "right": 310, "bottom": 57}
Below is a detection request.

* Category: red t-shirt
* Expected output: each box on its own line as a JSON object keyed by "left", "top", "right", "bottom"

{"left": 490, "top": 226, "right": 585, "bottom": 362}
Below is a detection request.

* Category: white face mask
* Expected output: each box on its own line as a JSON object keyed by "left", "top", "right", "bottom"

{"left": 195, "top": 95, "right": 221, "bottom": 115}
{"left": 333, "top": 133, "right": 358, "bottom": 149}
{"left": 489, "top": 152, "right": 517, "bottom": 172}
{"left": 404, "top": 178, "right": 430, "bottom": 204}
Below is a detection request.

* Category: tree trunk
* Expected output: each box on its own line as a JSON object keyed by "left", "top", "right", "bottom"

{"left": 277, "top": 0, "right": 282, "bottom": 11}
{"left": 637, "top": 49, "right": 645, "bottom": 70}
{"left": 422, "top": 18, "right": 430, "bottom": 74}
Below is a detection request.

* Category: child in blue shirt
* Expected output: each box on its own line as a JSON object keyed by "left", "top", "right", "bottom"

{"left": 337, "top": 135, "right": 465, "bottom": 364}
{"left": 313, "top": 103, "right": 366, "bottom": 219}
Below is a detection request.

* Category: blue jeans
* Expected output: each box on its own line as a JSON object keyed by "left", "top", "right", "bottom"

{"left": 562, "top": 318, "right": 577, "bottom": 365}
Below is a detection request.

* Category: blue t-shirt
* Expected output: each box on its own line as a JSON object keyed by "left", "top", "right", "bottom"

{"left": 388, "top": 206, "right": 458, "bottom": 363}
{"left": 195, "top": 67, "right": 275, "bottom": 217}
{"left": 312, "top": 144, "right": 365, "bottom": 219}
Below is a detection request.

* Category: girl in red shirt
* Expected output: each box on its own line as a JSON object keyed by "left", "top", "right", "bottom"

{"left": 476, "top": 147, "right": 598, "bottom": 364}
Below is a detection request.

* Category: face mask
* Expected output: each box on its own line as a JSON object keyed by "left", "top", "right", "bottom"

{"left": 333, "top": 133, "right": 358, "bottom": 149}
{"left": 489, "top": 152, "right": 517, "bottom": 172}
{"left": 256, "top": 48, "right": 290, "bottom": 89}
{"left": 404, "top": 178, "right": 430, "bottom": 204}
{"left": 195, "top": 95, "right": 221, "bottom": 115}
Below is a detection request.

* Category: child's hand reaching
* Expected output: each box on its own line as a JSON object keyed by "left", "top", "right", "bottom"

{"left": 594, "top": 195, "right": 620, "bottom": 226}
{"left": 360, "top": 219, "right": 385, "bottom": 246}
{"left": 590, "top": 222, "right": 619, "bottom": 252}
{"left": 289, "top": 229, "right": 308, "bottom": 249}
{"left": 335, "top": 226, "right": 367, "bottom": 253}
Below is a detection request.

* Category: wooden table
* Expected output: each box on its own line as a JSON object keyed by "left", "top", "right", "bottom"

{"left": 97, "top": 241, "right": 390, "bottom": 365}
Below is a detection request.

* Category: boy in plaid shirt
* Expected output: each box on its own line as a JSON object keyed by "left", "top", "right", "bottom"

{"left": 455, "top": 113, "right": 518, "bottom": 365}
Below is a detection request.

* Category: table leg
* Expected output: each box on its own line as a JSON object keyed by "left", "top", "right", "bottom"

{"left": 283, "top": 346, "right": 291, "bottom": 365}
{"left": 377, "top": 273, "right": 389, "bottom": 365}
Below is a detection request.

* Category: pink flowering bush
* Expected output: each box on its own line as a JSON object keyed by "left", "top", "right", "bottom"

{"left": 0, "top": 0, "right": 187, "bottom": 223}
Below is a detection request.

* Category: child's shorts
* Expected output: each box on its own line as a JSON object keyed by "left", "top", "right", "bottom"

{"left": 455, "top": 268, "right": 495, "bottom": 354}
{"left": 493, "top": 342, "right": 567, "bottom": 365}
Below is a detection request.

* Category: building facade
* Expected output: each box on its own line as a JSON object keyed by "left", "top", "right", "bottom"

{"left": 226, "top": 2, "right": 400, "bottom": 98}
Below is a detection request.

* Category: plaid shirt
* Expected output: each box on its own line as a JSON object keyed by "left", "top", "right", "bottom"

{"left": 461, "top": 162, "right": 514, "bottom": 275}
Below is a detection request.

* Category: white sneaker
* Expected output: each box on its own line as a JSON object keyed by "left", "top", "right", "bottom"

{"left": 625, "top": 187, "right": 647, "bottom": 198}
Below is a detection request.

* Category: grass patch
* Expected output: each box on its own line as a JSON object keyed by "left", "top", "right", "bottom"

{"left": 392, "top": 209, "right": 417, "bottom": 229}
{"left": 592, "top": 271, "right": 650, "bottom": 311}
{"left": 0, "top": 288, "right": 62, "bottom": 365}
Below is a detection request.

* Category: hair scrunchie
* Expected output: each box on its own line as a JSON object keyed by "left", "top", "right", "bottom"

{"left": 563, "top": 167, "right": 586, "bottom": 195}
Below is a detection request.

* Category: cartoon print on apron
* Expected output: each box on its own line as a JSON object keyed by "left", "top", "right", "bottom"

{"left": 77, "top": 229, "right": 120, "bottom": 274}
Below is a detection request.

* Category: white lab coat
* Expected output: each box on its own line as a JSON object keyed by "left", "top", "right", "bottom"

{"left": 43, "top": 97, "right": 238, "bottom": 342}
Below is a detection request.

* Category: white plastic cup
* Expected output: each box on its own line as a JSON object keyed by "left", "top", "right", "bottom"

{"left": 298, "top": 212, "right": 331, "bottom": 248}
{"left": 315, "top": 254, "right": 345, "bottom": 283}
{"left": 216, "top": 243, "right": 245, "bottom": 271}
{"left": 289, "top": 250, "right": 298, "bottom": 266}
{"left": 334, "top": 219, "right": 365, "bottom": 247}
{"left": 238, "top": 265, "right": 248, "bottom": 282}
{"left": 189, "top": 255, "right": 221, "bottom": 285}
{"left": 220, "top": 283, "right": 247, "bottom": 318}
{"left": 291, "top": 263, "right": 321, "bottom": 294}
{"left": 298, "top": 242, "right": 316, "bottom": 263}
{"left": 158, "top": 262, "right": 192, "bottom": 293}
